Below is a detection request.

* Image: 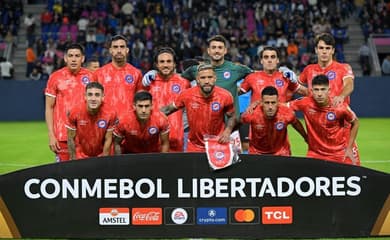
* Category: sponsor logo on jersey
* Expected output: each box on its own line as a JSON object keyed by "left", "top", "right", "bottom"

{"left": 262, "top": 206, "right": 293, "bottom": 224}
{"left": 326, "top": 112, "right": 336, "bottom": 121}
{"left": 230, "top": 207, "right": 259, "bottom": 224}
{"left": 211, "top": 102, "right": 221, "bottom": 112}
{"left": 148, "top": 127, "right": 158, "bottom": 135}
{"left": 275, "top": 79, "right": 284, "bottom": 87}
{"left": 81, "top": 76, "right": 90, "bottom": 85}
{"left": 223, "top": 71, "right": 231, "bottom": 79}
{"left": 132, "top": 208, "right": 162, "bottom": 225}
{"left": 196, "top": 207, "right": 227, "bottom": 225}
{"left": 99, "top": 208, "right": 129, "bottom": 225}
{"left": 165, "top": 207, "right": 194, "bottom": 225}
{"left": 171, "top": 84, "right": 181, "bottom": 93}
{"left": 275, "top": 122, "right": 285, "bottom": 131}
{"left": 97, "top": 120, "right": 107, "bottom": 128}
{"left": 326, "top": 71, "right": 336, "bottom": 80}
{"left": 125, "top": 75, "right": 134, "bottom": 83}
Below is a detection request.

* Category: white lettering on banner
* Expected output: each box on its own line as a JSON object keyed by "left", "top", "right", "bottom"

{"left": 23, "top": 176, "right": 362, "bottom": 199}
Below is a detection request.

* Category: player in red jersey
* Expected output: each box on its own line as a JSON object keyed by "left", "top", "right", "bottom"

{"left": 288, "top": 74, "right": 360, "bottom": 165}
{"left": 241, "top": 86, "right": 307, "bottom": 156}
{"left": 66, "top": 82, "right": 116, "bottom": 160}
{"left": 45, "top": 43, "right": 95, "bottom": 162}
{"left": 113, "top": 91, "right": 170, "bottom": 154}
{"left": 161, "top": 64, "right": 237, "bottom": 152}
{"left": 93, "top": 35, "right": 143, "bottom": 118}
{"left": 240, "top": 46, "right": 307, "bottom": 103}
{"left": 141, "top": 47, "right": 190, "bottom": 152}
{"left": 299, "top": 33, "right": 354, "bottom": 105}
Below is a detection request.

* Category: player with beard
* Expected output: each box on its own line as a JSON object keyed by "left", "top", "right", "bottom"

{"left": 240, "top": 86, "right": 307, "bottom": 156}
{"left": 161, "top": 64, "right": 237, "bottom": 152}
{"left": 140, "top": 47, "right": 190, "bottom": 151}
{"left": 113, "top": 91, "right": 170, "bottom": 154}
{"left": 45, "top": 43, "right": 95, "bottom": 161}
{"left": 66, "top": 82, "right": 116, "bottom": 160}
{"left": 93, "top": 35, "right": 143, "bottom": 118}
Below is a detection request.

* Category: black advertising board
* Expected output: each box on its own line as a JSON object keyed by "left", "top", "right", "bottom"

{"left": 0, "top": 153, "right": 389, "bottom": 238}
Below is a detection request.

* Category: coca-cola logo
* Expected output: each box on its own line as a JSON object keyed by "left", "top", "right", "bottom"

{"left": 131, "top": 208, "right": 162, "bottom": 225}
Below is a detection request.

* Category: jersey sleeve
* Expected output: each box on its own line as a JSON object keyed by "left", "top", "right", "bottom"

{"left": 45, "top": 75, "right": 57, "bottom": 97}
{"left": 298, "top": 67, "right": 308, "bottom": 85}
{"left": 240, "top": 74, "right": 253, "bottom": 93}
{"left": 343, "top": 105, "right": 357, "bottom": 123}
{"left": 224, "top": 93, "right": 235, "bottom": 115}
{"left": 240, "top": 109, "right": 254, "bottom": 124}
{"left": 287, "top": 98, "right": 306, "bottom": 112}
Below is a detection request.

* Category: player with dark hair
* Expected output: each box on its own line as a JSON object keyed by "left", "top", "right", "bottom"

{"left": 299, "top": 33, "right": 354, "bottom": 106}
{"left": 113, "top": 91, "right": 170, "bottom": 154}
{"left": 240, "top": 46, "right": 307, "bottom": 103}
{"left": 288, "top": 74, "right": 359, "bottom": 165}
{"left": 161, "top": 64, "right": 237, "bottom": 152}
{"left": 45, "top": 43, "right": 95, "bottom": 161}
{"left": 240, "top": 86, "right": 307, "bottom": 155}
{"left": 141, "top": 47, "right": 190, "bottom": 151}
{"left": 298, "top": 32, "right": 359, "bottom": 161}
{"left": 66, "top": 82, "right": 116, "bottom": 160}
{"left": 93, "top": 34, "right": 143, "bottom": 118}
{"left": 85, "top": 57, "right": 100, "bottom": 72}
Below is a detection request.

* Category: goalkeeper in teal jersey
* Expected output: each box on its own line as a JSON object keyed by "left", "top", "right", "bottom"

{"left": 180, "top": 35, "right": 253, "bottom": 116}
{"left": 143, "top": 35, "right": 253, "bottom": 117}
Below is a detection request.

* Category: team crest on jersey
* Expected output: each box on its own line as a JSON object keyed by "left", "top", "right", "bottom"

{"left": 214, "top": 151, "right": 225, "bottom": 160}
{"left": 148, "top": 127, "right": 158, "bottom": 135}
{"left": 326, "top": 112, "right": 336, "bottom": 121}
{"left": 223, "top": 71, "right": 231, "bottom": 79}
{"left": 97, "top": 120, "right": 107, "bottom": 128}
{"left": 125, "top": 75, "right": 134, "bottom": 83}
{"left": 81, "top": 76, "right": 90, "bottom": 85}
{"left": 326, "top": 71, "right": 336, "bottom": 80}
{"left": 171, "top": 84, "right": 181, "bottom": 93}
{"left": 275, "top": 122, "right": 285, "bottom": 131}
{"left": 275, "top": 79, "right": 284, "bottom": 87}
{"left": 211, "top": 102, "right": 221, "bottom": 112}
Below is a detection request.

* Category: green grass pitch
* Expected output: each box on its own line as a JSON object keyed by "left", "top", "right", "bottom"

{"left": 0, "top": 120, "right": 389, "bottom": 240}
{"left": 0, "top": 119, "right": 389, "bottom": 174}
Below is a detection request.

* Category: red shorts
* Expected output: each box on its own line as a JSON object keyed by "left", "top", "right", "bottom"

{"left": 55, "top": 141, "right": 70, "bottom": 162}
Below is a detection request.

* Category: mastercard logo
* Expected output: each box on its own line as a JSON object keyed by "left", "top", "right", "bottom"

{"left": 233, "top": 209, "right": 256, "bottom": 222}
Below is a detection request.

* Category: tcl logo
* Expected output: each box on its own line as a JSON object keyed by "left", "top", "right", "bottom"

{"left": 132, "top": 208, "right": 162, "bottom": 225}
{"left": 262, "top": 206, "right": 292, "bottom": 224}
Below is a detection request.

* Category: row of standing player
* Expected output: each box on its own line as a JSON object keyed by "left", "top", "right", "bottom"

{"left": 45, "top": 33, "right": 359, "bottom": 165}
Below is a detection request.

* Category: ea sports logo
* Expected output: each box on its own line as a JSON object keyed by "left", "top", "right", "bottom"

{"left": 234, "top": 209, "right": 255, "bottom": 223}
{"left": 326, "top": 112, "right": 336, "bottom": 121}
{"left": 148, "top": 127, "right": 158, "bottom": 135}
{"left": 171, "top": 208, "right": 188, "bottom": 225}
{"left": 214, "top": 151, "right": 225, "bottom": 160}
{"left": 81, "top": 76, "right": 90, "bottom": 85}
{"left": 211, "top": 102, "right": 221, "bottom": 112}
{"left": 275, "top": 79, "right": 284, "bottom": 87}
{"left": 125, "top": 75, "right": 134, "bottom": 83}
{"left": 326, "top": 71, "right": 336, "bottom": 80}
{"left": 275, "top": 122, "right": 285, "bottom": 131}
{"left": 97, "top": 120, "right": 107, "bottom": 128}
{"left": 171, "top": 84, "right": 181, "bottom": 93}
{"left": 223, "top": 71, "right": 231, "bottom": 79}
